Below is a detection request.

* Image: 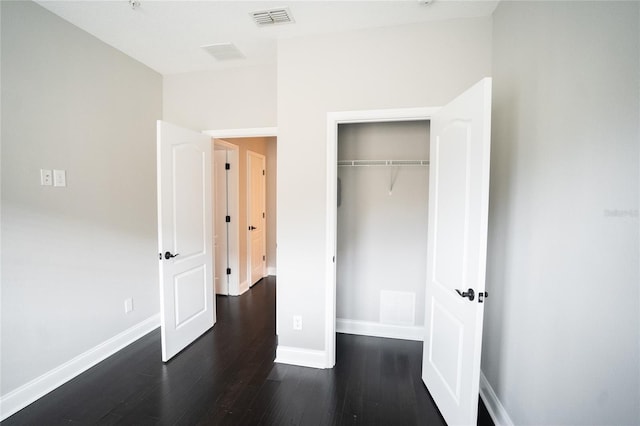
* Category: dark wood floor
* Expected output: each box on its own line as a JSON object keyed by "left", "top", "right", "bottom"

{"left": 2, "top": 277, "right": 493, "bottom": 425}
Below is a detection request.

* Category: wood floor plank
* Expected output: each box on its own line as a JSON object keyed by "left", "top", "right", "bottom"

{"left": 1, "top": 277, "right": 494, "bottom": 426}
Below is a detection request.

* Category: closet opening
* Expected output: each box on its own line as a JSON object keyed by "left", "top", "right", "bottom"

{"left": 325, "top": 107, "right": 439, "bottom": 368}
{"left": 335, "top": 120, "right": 430, "bottom": 348}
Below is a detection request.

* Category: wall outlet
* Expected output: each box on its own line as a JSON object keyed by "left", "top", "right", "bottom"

{"left": 124, "top": 298, "right": 133, "bottom": 314}
{"left": 293, "top": 315, "right": 302, "bottom": 331}
{"left": 40, "top": 169, "right": 53, "bottom": 186}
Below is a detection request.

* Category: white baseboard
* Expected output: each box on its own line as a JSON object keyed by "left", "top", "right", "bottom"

{"left": 275, "top": 345, "right": 330, "bottom": 369}
{"left": 336, "top": 318, "right": 424, "bottom": 341}
{"left": 479, "top": 371, "right": 514, "bottom": 426}
{"left": 266, "top": 267, "right": 276, "bottom": 276}
{"left": 0, "top": 314, "right": 160, "bottom": 421}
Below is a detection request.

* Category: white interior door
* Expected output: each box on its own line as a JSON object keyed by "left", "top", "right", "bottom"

{"left": 247, "top": 150, "right": 266, "bottom": 286}
{"left": 214, "top": 149, "right": 229, "bottom": 295}
{"left": 157, "top": 120, "right": 215, "bottom": 362}
{"left": 422, "top": 78, "right": 492, "bottom": 425}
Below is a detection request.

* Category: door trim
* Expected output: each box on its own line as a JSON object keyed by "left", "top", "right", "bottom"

{"left": 203, "top": 127, "right": 278, "bottom": 138}
{"left": 325, "top": 107, "right": 440, "bottom": 368}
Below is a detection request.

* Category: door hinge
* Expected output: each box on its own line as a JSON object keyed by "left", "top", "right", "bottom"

{"left": 226, "top": 268, "right": 231, "bottom": 275}
{"left": 262, "top": 212, "right": 265, "bottom": 219}
{"left": 226, "top": 215, "right": 231, "bottom": 223}
{"left": 262, "top": 169, "right": 265, "bottom": 176}
{"left": 225, "top": 163, "right": 230, "bottom": 170}
{"left": 263, "top": 255, "right": 266, "bottom": 261}
{"left": 159, "top": 253, "right": 162, "bottom": 260}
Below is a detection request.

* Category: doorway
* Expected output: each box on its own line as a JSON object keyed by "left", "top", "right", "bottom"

{"left": 335, "top": 120, "right": 430, "bottom": 342}
{"left": 325, "top": 107, "right": 440, "bottom": 368}
{"left": 157, "top": 123, "right": 279, "bottom": 359}
{"left": 207, "top": 132, "right": 278, "bottom": 294}
{"left": 213, "top": 139, "right": 240, "bottom": 296}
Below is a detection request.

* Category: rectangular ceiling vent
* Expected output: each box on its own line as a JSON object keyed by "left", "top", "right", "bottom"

{"left": 201, "top": 43, "right": 245, "bottom": 61}
{"left": 251, "top": 7, "right": 294, "bottom": 26}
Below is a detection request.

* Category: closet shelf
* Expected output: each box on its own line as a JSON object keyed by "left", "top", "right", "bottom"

{"left": 337, "top": 159, "right": 429, "bottom": 167}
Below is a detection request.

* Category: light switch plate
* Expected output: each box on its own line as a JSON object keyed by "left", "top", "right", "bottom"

{"left": 293, "top": 315, "right": 302, "bottom": 330}
{"left": 40, "top": 169, "right": 53, "bottom": 186}
{"left": 53, "top": 169, "right": 66, "bottom": 187}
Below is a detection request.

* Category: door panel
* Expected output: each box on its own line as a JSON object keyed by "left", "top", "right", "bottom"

{"left": 422, "top": 78, "right": 492, "bottom": 425}
{"left": 158, "top": 120, "right": 215, "bottom": 362}
{"left": 173, "top": 145, "right": 206, "bottom": 259}
{"left": 174, "top": 266, "right": 207, "bottom": 327}
{"left": 433, "top": 125, "right": 470, "bottom": 289}
{"left": 214, "top": 150, "right": 229, "bottom": 295}
{"left": 247, "top": 151, "right": 266, "bottom": 286}
{"left": 429, "top": 299, "right": 464, "bottom": 402}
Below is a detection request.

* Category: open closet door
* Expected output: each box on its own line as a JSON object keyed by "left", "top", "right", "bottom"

{"left": 157, "top": 120, "right": 215, "bottom": 362}
{"left": 422, "top": 78, "right": 492, "bottom": 425}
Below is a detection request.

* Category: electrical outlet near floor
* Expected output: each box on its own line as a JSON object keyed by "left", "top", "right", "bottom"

{"left": 124, "top": 298, "right": 133, "bottom": 314}
{"left": 293, "top": 315, "right": 302, "bottom": 331}
{"left": 40, "top": 169, "right": 52, "bottom": 186}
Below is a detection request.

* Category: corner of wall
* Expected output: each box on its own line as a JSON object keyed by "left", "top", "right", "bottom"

{"left": 275, "top": 345, "right": 331, "bottom": 369}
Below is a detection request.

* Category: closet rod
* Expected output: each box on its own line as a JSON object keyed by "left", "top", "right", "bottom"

{"left": 337, "top": 159, "right": 429, "bottom": 167}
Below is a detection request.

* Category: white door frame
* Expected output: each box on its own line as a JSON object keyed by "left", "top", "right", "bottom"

{"left": 204, "top": 127, "right": 278, "bottom": 139}
{"left": 325, "top": 108, "right": 440, "bottom": 368}
{"left": 213, "top": 139, "right": 241, "bottom": 295}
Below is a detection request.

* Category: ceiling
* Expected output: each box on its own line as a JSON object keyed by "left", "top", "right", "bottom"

{"left": 35, "top": 0, "right": 500, "bottom": 75}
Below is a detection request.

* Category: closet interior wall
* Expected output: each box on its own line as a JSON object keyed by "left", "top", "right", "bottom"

{"left": 337, "top": 121, "right": 430, "bottom": 337}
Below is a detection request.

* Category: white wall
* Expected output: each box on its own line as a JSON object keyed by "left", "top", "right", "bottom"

{"left": 163, "top": 65, "right": 277, "bottom": 131}
{"left": 1, "top": 0, "right": 162, "bottom": 397}
{"left": 484, "top": 2, "right": 639, "bottom": 424}
{"left": 277, "top": 18, "right": 492, "bottom": 351}
{"left": 337, "top": 121, "right": 429, "bottom": 327}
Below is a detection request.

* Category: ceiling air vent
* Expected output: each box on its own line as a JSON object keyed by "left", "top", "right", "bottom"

{"left": 251, "top": 7, "right": 294, "bottom": 26}
{"left": 201, "top": 43, "right": 245, "bottom": 61}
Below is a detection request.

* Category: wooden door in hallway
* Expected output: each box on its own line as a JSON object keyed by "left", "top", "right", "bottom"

{"left": 247, "top": 150, "right": 266, "bottom": 286}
